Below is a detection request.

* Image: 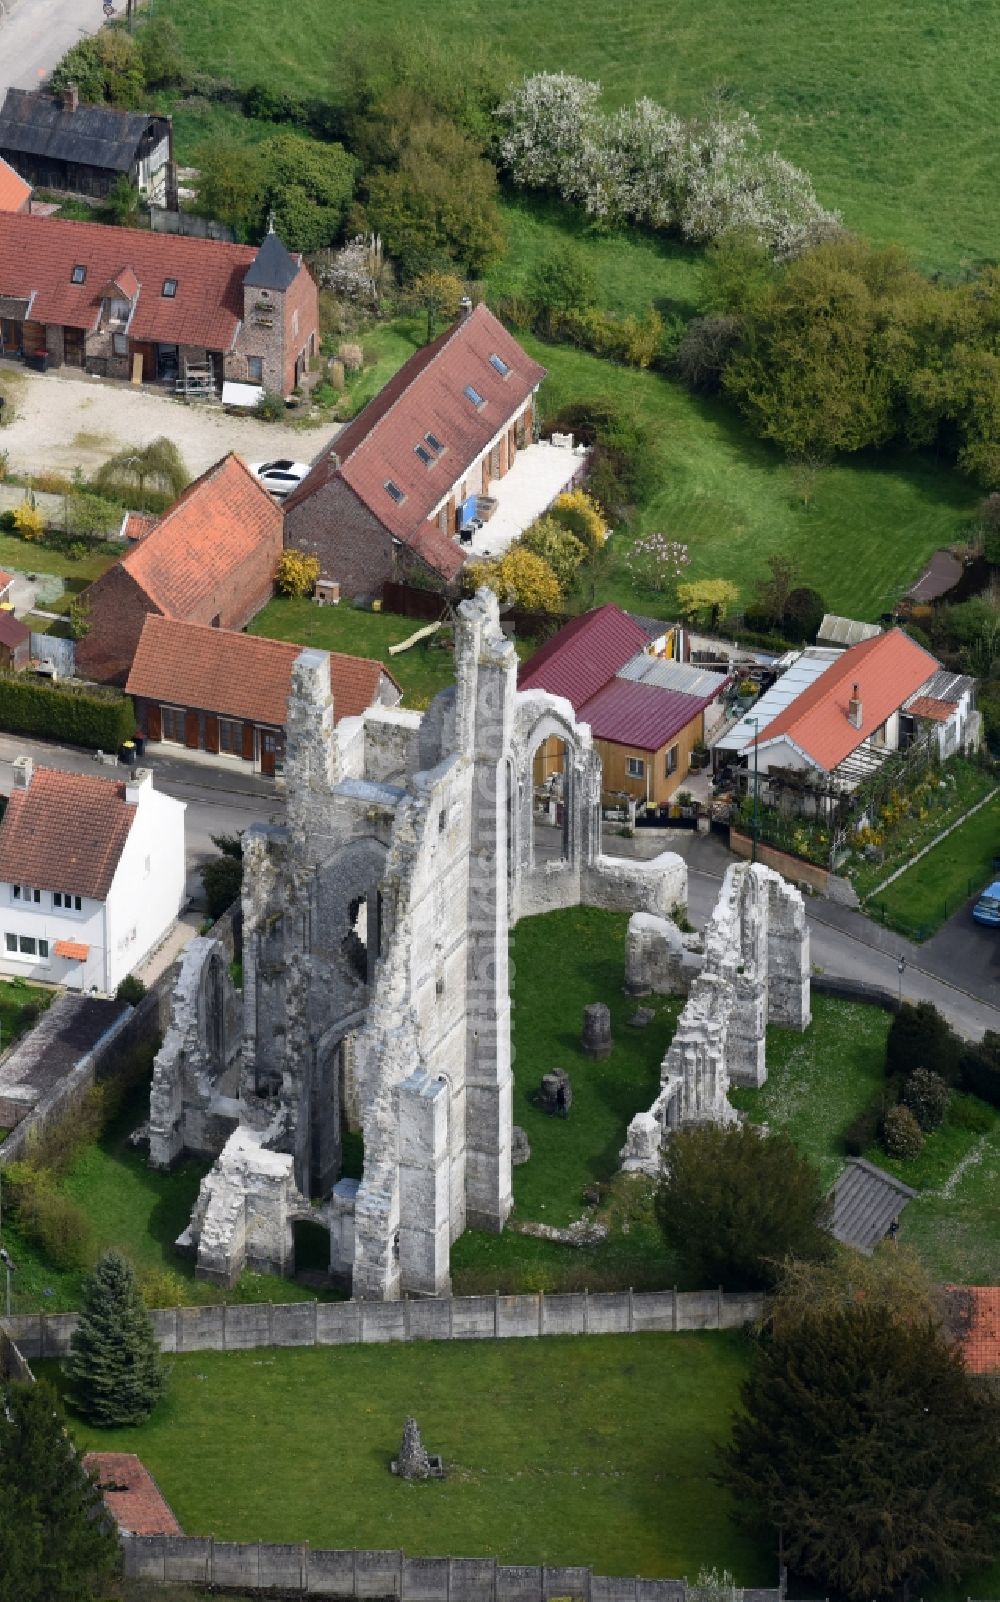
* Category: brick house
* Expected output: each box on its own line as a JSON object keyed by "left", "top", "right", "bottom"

{"left": 126, "top": 615, "right": 401, "bottom": 778}
{"left": 0, "top": 86, "right": 174, "bottom": 206}
{"left": 0, "top": 155, "right": 31, "bottom": 214}
{"left": 75, "top": 454, "right": 283, "bottom": 686}
{"left": 520, "top": 604, "right": 729, "bottom": 807}
{"left": 283, "top": 302, "right": 547, "bottom": 598}
{"left": 0, "top": 214, "right": 317, "bottom": 395}
{"left": 0, "top": 611, "right": 30, "bottom": 670}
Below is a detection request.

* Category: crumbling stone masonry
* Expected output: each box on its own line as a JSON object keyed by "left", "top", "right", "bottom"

{"left": 152, "top": 590, "right": 686, "bottom": 1299}
{"left": 620, "top": 862, "right": 810, "bottom": 1175}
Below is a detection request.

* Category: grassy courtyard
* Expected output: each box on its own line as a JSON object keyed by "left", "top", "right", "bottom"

{"left": 54, "top": 1332, "right": 767, "bottom": 1581}
{"left": 249, "top": 596, "right": 458, "bottom": 709}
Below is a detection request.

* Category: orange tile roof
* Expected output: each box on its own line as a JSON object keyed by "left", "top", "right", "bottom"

{"left": 0, "top": 156, "right": 31, "bottom": 213}
{"left": 0, "top": 767, "right": 137, "bottom": 900}
{"left": 0, "top": 571, "right": 13, "bottom": 591}
{"left": 126, "top": 615, "right": 399, "bottom": 727}
{"left": 120, "top": 454, "right": 282, "bottom": 618}
{"left": 0, "top": 210, "right": 273, "bottom": 348}
{"left": 84, "top": 1453, "right": 182, "bottom": 1537}
{"left": 53, "top": 939, "right": 90, "bottom": 961}
{"left": 906, "top": 695, "right": 953, "bottom": 722}
{"left": 752, "top": 628, "right": 939, "bottom": 772}
{"left": 121, "top": 511, "right": 157, "bottom": 543}
{"left": 947, "top": 1286, "right": 1000, "bottom": 1374}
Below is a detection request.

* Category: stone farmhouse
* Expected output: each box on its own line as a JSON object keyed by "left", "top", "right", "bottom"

{"left": 76, "top": 454, "right": 283, "bottom": 687}
{"left": 521, "top": 604, "right": 729, "bottom": 807}
{"left": 149, "top": 589, "right": 687, "bottom": 1299}
{"left": 0, "top": 86, "right": 174, "bottom": 206}
{"left": 0, "top": 759, "right": 184, "bottom": 994}
{"left": 127, "top": 615, "right": 401, "bottom": 778}
{"left": 0, "top": 213, "right": 317, "bottom": 394}
{"left": 0, "top": 154, "right": 32, "bottom": 215}
{"left": 283, "top": 303, "right": 583, "bottom": 598}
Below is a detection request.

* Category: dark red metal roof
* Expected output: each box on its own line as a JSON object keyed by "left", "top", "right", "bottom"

{"left": 518, "top": 605, "right": 651, "bottom": 710}
{"left": 579, "top": 677, "right": 713, "bottom": 751}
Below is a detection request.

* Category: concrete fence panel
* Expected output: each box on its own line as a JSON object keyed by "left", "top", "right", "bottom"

{"left": 498, "top": 1564, "right": 545, "bottom": 1602}
{"left": 587, "top": 1292, "right": 630, "bottom": 1335}
{"left": 630, "top": 1293, "right": 673, "bottom": 1334}
{"left": 406, "top": 1298, "right": 451, "bottom": 1343}
{"left": 450, "top": 1296, "right": 496, "bottom": 1340}
{"left": 221, "top": 1301, "right": 272, "bottom": 1350}
{"left": 212, "top": 1541, "right": 261, "bottom": 1588}
{"left": 497, "top": 1293, "right": 540, "bottom": 1339}
{"left": 592, "top": 1580, "right": 638, "bottom": 1602}
{"left": 307, "top": 1547, "right": 358, "bottom": 1595}
{"left": 354, "top": 1548, "right": 403, "bottom": 1598}
{"left": 544, "top": 1565, "right": 591, "bottom": 1599}
{"left": 540, "top": 1292, "right": 586, "bottom": 1336}
{"left": 177, "top": 1304, "right": 225, "bottom": 1351}
{"left": 448, "top": 1557, "right": 497, "bottom": 1602}
{"left": 259, "top": 1541, "right": 307, "bottom": 1589}
{"left": 674, "top": 1290, "right": 721, "bottom": 1331}
{"left": 318, "top": 1301, "right": 363, "bottom": 1346}
{"left": 41, "top": 1312, "right": 78, "bottom": 1357}
{"left": 637, "top": 1582, "right": 686, "bottom": 1602}
{"left": 161, "top": 1535, "right": 213, "bottom": 1583}
{"left": 402, "top": 1555, "right": 451, "bottom": 1602}
{"left": 150, "top": 1308, "right": 179, "bottom": 1353}
{"left": 271, "top": 1300, "right": 318, "bottom": 1347}
{"left": 362, "top": 1301, "right": 408, "bottom": 1344}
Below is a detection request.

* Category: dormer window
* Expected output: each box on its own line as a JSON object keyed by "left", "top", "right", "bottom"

{"left": 70, "top": 265, "right": 86, "bottom": 285}
{"left": 464, "top": 384, "right": 486, "bottom": 410}
{"left": 489, "top": 353, "right": 511, "bottom": 377}
{"left": 385, "top": 480, "right": 406, "bottom": 505}
{"left": 162, "top": 278, "right": 178, "bottom": 298}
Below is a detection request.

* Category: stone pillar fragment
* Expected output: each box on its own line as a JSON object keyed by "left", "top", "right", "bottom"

{"left": 398, "top": 1071, "right": 451, "bottom": 1297}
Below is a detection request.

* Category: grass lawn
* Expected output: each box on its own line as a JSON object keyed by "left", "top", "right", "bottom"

{"left": 5, "top": 1084, "right": 341, "bottom": 1314}
{"left": 164, "top": 0, "right": 998, "bottom": 275}
{"left": 0, "top": 530, "right": 115, "bottom": 583}
{"left": 528, "top": 337, "right": 978, "bottom": 622}
{"left": 54, "top": 1333, "right": 768, "bottom": 1581}
{"left": 249, "top": 597, "right": 458, "bottom": 709}
{"left": 0, "top": 976, "right": 52, "bottom": 1052}
{"left": 729, "top": 996, "right": 890, "bottom": 1187}
{"left": 864, "top": 790, "right": 1000, "bottom": 940}
{"left": 870, "top": 1097, "right": 1000, "bottom": 1284}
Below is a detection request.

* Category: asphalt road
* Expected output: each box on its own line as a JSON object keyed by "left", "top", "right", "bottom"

{"left": 0, "top": 0, "right": 102, "bottom": 98}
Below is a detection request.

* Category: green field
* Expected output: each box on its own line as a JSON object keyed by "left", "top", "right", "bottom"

{"left": 55, "top": 1333, "right": 767, "bottom": 1581}
{"left": 163, "top": 0, "right": 999, "bottom": 274}
{"left": 866, "top": 790, "right": 1000, "bottom": 939}
{"left": 249, "top": 596, "right": 458, "bottom": 708}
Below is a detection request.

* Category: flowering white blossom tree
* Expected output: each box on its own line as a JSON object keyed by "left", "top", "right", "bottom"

{"left": 626, "top": 532, "right": 690, "bottom": 595}
{"left": 494, "top": 74, "right": 841, "bottom": 261}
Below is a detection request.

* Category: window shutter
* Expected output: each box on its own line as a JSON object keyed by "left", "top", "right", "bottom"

{"left": 184, "top": 710, "right": 200, "bottom": 749}
{"left": 242, "top": 721, "right": 255, "bottom": 761}
{"left": 146, "top": 703, "right": 162, "bottom": 741}
{"left": 204, "top": 713, "right": 220, "bottom": 754}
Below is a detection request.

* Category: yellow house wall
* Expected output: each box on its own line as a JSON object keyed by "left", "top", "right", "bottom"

{"left": 595, "top": 712, "right": 703, "bottom": 805}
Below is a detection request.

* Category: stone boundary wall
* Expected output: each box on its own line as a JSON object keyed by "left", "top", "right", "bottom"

{"left": 811, "top": 974, "right": 902, "bottom": 1015}
{"left": 121, "top": 1534, "right": 783, "bottom": 1602}
{"left": 0, "top": 1001, "right": 139, "bottom": 1167}
{"left": 5, "top": 1287, "right": 764, "bottom": 1359}
{"left": 0, "top": 1323, "right": 34, "bottom": 1383}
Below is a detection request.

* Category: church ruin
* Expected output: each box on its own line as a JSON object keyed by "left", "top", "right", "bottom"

{"left": 149, "top": 590, "right": 686, "bottom": 1299}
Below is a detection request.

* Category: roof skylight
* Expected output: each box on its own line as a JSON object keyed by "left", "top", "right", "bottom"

{"left": 464, "top": 384, "right": 486, "bottom": 409}
{"left": 489, "top": 353, "right": 511, "bottom": 376}
{"left": 385, "top": 480, "right": 406, "bottom": 504}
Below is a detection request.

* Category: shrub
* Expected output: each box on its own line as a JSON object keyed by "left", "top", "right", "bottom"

{"left": 9, "top": 1167, "right": 93, "bottom": 1272}
{"left": 886, "top": 1001, "right": 962, "bottom": 1084}
{"left": 959, "top": 1031, "right": 1000, "bottom": 1108}
{"left": 0, "top": 675, "right": 133, "bottom": 750}
{"left": 625, "top": 532, "right": 690, "bottom": 595}
{"left": 257, "top": 131, "right": 358, "bottom": 253}
{"left": 66, "top": 490, "right": 120, "bottom": 541}
{"left": 902, "top": 1066, "right": 950, "bottom": 1131}
{"left": 12, "top": 500, "right": 44, "bottom": 540}
{"left": 544, "top": 399, "right": 656, "bottom": 514}
{"left": 469, "top": 546, "right": 562, "bottom": 612}
{"left": 201, "top": 851, "right": 242, "bottom": 921}
{"left": 519, "top": 518, "right": 587, "bottom": 592}
{"left": 257, "top": 390, "right": 286, "bottom": 420}
{"left": 675, "top": 315, "right": 743, "bottom": 393}
{"left": 93, "top": 437, "right": 189, "bottom": 505}
{"left": 882, "top": 1103, "right": 924, "bottom": 1159}
{"left": 677, "top": 577, "right": 739, "bottom": 628}
{"left": 782, "top": 585, "right": 826, "bottom": 642}
{"left": 275, "top": 548, "right": 321, "bottom": 597}
{"left": 844, "top": 1085, "right": 898, "bottom": 1156}
{"left": 115, "top": 973, "right": 146, "bottom": 1006}
{"left": 549, "top": 488, "right": 607, "bottom": 552}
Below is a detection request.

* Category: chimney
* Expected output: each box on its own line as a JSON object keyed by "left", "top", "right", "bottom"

{"left": 125, "top": 768, "right": 152, "bottom": 804}
{"left": 459, "top": 295, "right": 473, "bottom": 319}
{"left": 847, "top": 682, "right": 863, "bottom": 729}
{"left": 64, "top": 82, "right": 79, "bottom": 114}
{"left": 328, "top": 450, "right": 340, "bottom": 470}
{"left": 12, "top": 755, "right": 32, "bottom": 790}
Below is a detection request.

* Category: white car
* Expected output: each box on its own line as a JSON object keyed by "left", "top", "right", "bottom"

{"left": 249, "top": 459, "right": 311, "bottom": 499}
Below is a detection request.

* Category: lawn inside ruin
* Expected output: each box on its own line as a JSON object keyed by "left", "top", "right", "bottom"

{"left": 55, "top": 1332, "right": 768, "bottom": 1582}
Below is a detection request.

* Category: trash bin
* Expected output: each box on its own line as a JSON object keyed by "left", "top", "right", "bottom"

{"left": 133, "top": 735, "right": 145, "bottom": 759}
{"left": 119, "top": 739, "right": 136, "bottom": 765}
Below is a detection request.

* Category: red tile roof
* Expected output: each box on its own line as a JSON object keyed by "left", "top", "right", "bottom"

{"left": 53, "top": 939, "right": 90, "bottom": 961}
{"left": 0, "top": 156, "right": 31, "bottom": 213}
{"left": 752, "top": 628, "right": 939, "bottom": 772}
{"left": 0, "top": 767, "right": 137, "bottom": 899}
{"left": 126, "top": 615, "right": 398, "bottom": 726}
{"left": 0, "top": 570, "right": 13, "bottom": 592}
{"left": 119, "top": 454, "right": 281, "bottom": 618}
{"left": 906, "top": 695, "right": 952, "bottom": 723}
{"left": 285, "top": 304, "right": 545, "bottom": 573}
{"left": 84, "top": 1453, "right": 182, "bottom": 1537}
{"left": 947, "top": 1286, "right": 1000, "bottom": 1375}
{"left": 0, "top": 210, "right": 277, "bottom": 349}
{"left": 519, "top": 605, "right": 652, "bottom": 710}
{"left": 121, "top": 510, "right": 156, "bottom": 543}
{"left": 579, "top": 677, "right": 712, "bottom": 751}
{"left": 0, "top": 611, "right": 28, "bottom": 648}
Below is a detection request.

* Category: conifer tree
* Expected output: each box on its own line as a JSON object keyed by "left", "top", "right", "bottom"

{"left": 0, "top": 1380, "right": 119, "bottom": 1602}
{"left": 65, "top": 1249, "right": 165, "bottom": 1426}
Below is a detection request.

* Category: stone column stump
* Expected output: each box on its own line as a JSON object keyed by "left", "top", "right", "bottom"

{"left": 582, "top": 1002, "right": 613, "bottom": 1060}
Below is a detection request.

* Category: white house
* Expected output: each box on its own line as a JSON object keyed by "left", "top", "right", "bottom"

{"left": 0, "top": 759, "right": 185, "bottom": 994}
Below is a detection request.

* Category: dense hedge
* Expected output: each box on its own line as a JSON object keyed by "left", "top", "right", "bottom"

{"left": 0, "top": 676, "right": 134, "bottom": 750}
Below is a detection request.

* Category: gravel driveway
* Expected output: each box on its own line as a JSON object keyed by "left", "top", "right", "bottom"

{"left": 0, "top": 362, "right": 340, "bottom": 479}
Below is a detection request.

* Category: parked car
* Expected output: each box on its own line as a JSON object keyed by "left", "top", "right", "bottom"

{"left": 972, "top": 879, "right": 1000, "bottom": 927}
{"left": 249, "top": 460, "right": 310, "bottom": 499}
